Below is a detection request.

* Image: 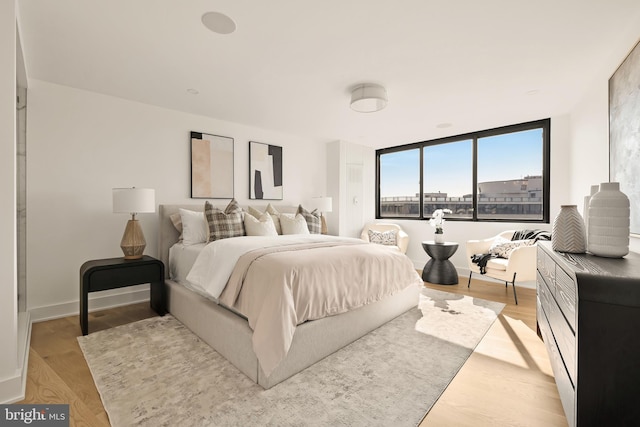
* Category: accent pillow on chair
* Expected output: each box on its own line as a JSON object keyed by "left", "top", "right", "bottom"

{"left": 367, "top": 229, "right": 398, "bottom": 246}
{"left": 360, "top": 223, "right": 409, "bottom": 254}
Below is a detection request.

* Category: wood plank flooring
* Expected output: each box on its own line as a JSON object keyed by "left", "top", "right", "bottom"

{"left": 18, "top": 277, "right": 567, "bottom": 426}
{"left": 421, "top": 278, "right": 568, "bottom": 426}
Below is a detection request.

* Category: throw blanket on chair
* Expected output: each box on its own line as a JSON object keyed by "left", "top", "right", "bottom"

{"left": 511, "top": 229, "right": 551, "bottom": 242}
{"left": 470, "top": 253, "right": 494, "bottom": 274}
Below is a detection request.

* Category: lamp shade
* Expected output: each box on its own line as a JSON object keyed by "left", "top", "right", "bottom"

{"left": 350, "top": 83, "right": 388, "bottom": 113}
{"left": 113, "top": 188, "right": 156, "bottom": 214}
{"left": 313, "top": 196, "right": 333, "bottom": 213}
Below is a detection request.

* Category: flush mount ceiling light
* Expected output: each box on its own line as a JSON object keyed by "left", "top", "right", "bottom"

{"left": 350, "top": 83, "right": 388, "bottom": 113}
{"left": 201, "top": 11, "right": 236, "bottom": 35}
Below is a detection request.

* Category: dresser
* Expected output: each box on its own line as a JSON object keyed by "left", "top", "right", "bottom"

{"left": 536, "top": 242, "right": 640, "bottom": 426}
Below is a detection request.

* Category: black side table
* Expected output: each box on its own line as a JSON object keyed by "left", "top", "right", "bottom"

{"left": 80, "top": 255, "right": 166, "bottom": 335}
{"left": 421, "top": 241, "right": 459, "bottom": 285}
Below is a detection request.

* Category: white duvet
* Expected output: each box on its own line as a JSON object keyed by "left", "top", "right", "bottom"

{"left": 185, "top": 234, "right": 366, "bottom": 300}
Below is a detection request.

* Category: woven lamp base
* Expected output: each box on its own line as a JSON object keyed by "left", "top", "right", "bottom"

{"left": 120, "top": 219, "right": 146, "bottom": 259}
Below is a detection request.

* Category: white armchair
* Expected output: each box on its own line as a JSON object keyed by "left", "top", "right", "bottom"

{"left": 466, "top": 230, "right": 538, "bottom": 304}
{"left": 360, "top": 223, "right": 409, "bottom": 254}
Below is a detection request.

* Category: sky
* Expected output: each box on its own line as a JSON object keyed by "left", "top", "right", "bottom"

{"left": 380, "top": 128, "right": 543, "bottom": 198}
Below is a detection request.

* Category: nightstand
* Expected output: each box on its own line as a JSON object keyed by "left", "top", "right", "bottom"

{"left": 80, "top": 255, "right": 165, "bottom": 335}
{"left": 421, "top": 241, "right": 459, "bottom": 285}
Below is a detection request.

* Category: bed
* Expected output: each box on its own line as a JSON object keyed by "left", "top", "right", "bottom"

{"left": 158, "top": 204, "right": 422, "bottom": 389}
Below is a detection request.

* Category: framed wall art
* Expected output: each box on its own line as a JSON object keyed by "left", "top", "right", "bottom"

{"left": 609, "top": 38, "right": 640, "bottom": 235}
{"left": 190, "top": 131, "right": 234, "bottom": 199}
{"left": 249, "top": 141, "right": 283, "bottom": 200}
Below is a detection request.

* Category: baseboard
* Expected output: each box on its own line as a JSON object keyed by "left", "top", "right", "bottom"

{"left": 29, "top": 286, "right": 150, "bottom": 323}
{"left": 0, "top": 312, "right": 31, "bottom": 404}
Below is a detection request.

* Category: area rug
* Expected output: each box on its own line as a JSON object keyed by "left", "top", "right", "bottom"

{"left": 78, "top": 288, "right": 503, "bottom": 427}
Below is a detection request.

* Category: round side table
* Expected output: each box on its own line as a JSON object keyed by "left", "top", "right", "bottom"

{"left": 421, "top": 241, "right": 459, "bottom": 285}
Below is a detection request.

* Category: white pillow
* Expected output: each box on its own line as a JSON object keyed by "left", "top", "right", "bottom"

{"left": 248, "top": 204, "right": 282, "bottom": 235}
{"left": 280, "top": 213, "right": 310, "bottom": 235}
{"left": 179, "top": 208, "right": 208, "bottom": 245}
{"left": 244, "top": 212, "right": 278, "bottom": 237}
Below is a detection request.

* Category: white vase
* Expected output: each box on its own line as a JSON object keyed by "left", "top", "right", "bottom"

{"left": 552, "top": 205, "right": 586, "bottom": 253}
{"left": 434, "top": 233, "right": 445, "bottom": 244}
{"left": 587, "top": 182, "right": 630, "bottom": 258}
{"left": 583, "top": 184, "right": 599, "bottom": 246}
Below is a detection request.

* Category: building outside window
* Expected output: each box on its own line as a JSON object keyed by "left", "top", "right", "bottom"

{"left": 376, "top": 118, "right": 550, "bottom": 223}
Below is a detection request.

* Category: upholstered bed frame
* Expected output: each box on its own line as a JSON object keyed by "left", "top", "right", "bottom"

{"left": 158, "top": 204, "right": 420, "bottom": 389}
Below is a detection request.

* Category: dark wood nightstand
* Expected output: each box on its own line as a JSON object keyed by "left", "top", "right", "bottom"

{"left": 80, "top": 255, "right": 166, "bottom": 335}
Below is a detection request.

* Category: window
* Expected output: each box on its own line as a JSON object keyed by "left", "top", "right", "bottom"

{"left": 376, "top": 119, "right": 550, "bottom": 223}
{"left": 379, "top": 148, "right": 420, "bottom": 217}
{"left": 423, "top": 139, "right": 473, "bottom": 218}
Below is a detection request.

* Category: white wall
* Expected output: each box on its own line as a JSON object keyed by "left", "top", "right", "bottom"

{"left": 0, "top": 0, "right": 21, "bottom": 403}
{"left": 26, "top": 80, "right": 328, "bottom": 319}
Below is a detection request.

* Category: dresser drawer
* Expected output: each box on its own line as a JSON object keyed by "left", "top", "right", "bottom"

{"left": 555, "top": 266, "right": 576, "bottom": 332}
{"left": 537, "top": 247, "right": 555, "bottom": 287}
{"left": 537, "top": 271, "right": 554, "bottom": 317}
{"left": 537, "top": 246, "right": 546, "bottom": 271}
{"left": 538, "top": 298, "right": 576, "bottom": 427}
{"left": 546, "top": 289, "right": 576, "bottom": 385}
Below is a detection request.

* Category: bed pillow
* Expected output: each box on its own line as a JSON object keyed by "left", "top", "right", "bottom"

{"left": 280, "top": 213, "right": 310, "bottom": 235}
{"left": 179, "top": 208, "right": 209, "bottom": 245}
{"left": 489, "top": 236, "right": 534, "bottom": 258}
{"left": 248, "top": 204, "right": 282, "bottom": 235}
{"left": 205, "top": 199, "right": 245, "bottom": 241}
{"left": 244, "top": 212, "right": 278, "bottom": 237}
{"left": 169, "top": 212, "right": 183, "bottom": 241}
{"left": 297, "top": 205, "right": 321, "bottom": 234}
{"left": 368, "top": 229, "right": 397, "bottom": 246}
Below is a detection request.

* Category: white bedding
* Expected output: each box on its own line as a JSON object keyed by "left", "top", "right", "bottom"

{"left": 168, "top": 242, "right": 207, "bottom": 282}
{"left": 185, "top": 234, "right": 368, "bottom": 300}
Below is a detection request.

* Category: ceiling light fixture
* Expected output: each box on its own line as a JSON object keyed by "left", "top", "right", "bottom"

{"left": 201, "top": 11, "right": 236, "bottom": 35}
{"left": 350, "top": 83, "right": 388, "bottom": 113}
{"left": 187, "top": 88, "right": 199, "bottom": 95}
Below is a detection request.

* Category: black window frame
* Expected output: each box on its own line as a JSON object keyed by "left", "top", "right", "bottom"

{"left": 375, "top": 118, "right": 551, "bottom": 223}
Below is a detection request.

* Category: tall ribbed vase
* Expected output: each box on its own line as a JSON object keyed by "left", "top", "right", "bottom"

{"left": 552, "top": 205, "right": 586, "bottom": 253}
{"left": 583, "top": 184, "right": 599, "bottom": 246}
{"left": 587, "top": 182, "right": 630, "bottom": 258}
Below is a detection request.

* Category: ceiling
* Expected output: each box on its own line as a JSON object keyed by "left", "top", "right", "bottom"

{"left": 17, "top": 0, "right": 640, "bottom": 148}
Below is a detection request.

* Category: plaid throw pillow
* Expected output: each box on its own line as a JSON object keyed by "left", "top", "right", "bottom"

{"left": 205, "top": 199, "right": 245, "bottom": 241}
{"left": 297, "top": 205, "right": 321, "bottom": 234}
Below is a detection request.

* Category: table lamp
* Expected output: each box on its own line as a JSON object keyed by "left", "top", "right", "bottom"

{"left": 112, "top": 187, "right": 155, "bottom": 259}
{"left": 313, "top": 196, "right": 333, "bottom": 235}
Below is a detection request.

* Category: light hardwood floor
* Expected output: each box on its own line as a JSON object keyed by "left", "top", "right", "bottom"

{"left": 18, "top": 277, "right": 568, "bottom": 426}
{"left": 421, "top": 278, "right": 568, "bottom": 426}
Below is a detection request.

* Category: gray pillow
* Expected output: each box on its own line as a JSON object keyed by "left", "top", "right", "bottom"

{"left": 297, "top": 205, "right": 321, "bottom": 234}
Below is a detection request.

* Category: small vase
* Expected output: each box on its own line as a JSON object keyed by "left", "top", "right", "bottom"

{"left": 552, "top": 205, "right": 586, "bottom": 253}
{"left": 587, "top": 182, "right": 629, "bottom": 258}
{"left": 434, "top": 233, "right": 445, "bottom": 244}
